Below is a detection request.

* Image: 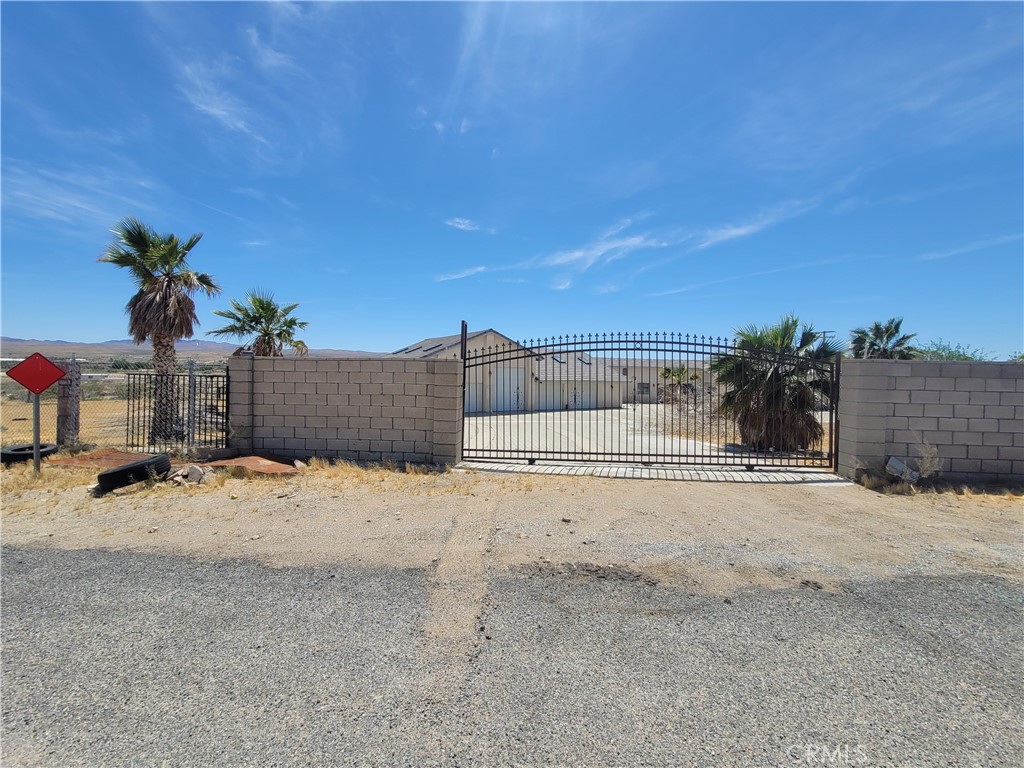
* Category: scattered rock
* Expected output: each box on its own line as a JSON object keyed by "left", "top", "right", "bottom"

{"left": 561, "top": 518, "right": 572, "bottom": 523}
{"left": 293, "top": 460, "right": 307, "bottom": 470}
{"left": 185, "top": 465, "right": 206, "bottom": 483}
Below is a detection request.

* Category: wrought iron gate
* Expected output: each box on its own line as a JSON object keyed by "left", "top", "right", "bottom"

{"left": 462, "top": 332, "right": 839, "bottom": 469}
{"left": 126, "top": 370, "right": 229, "bottom": 451}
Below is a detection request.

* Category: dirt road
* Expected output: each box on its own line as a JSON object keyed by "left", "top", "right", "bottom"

{"left": 2, "top": 462, "right": 1022, "bottom": 766}
{"left": 2, "top": 462, "right": 1019, "bottom": 594}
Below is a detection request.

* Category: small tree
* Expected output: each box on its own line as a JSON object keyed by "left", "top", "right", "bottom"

{"left": 850, "top": 317, "right": 917, "bottom": 359}
{"left": 207, "top": 290, "right": 309, "bottom": 356}
{"left": 917, "top": 339, "right": 994, "bottom": 361}
{"left": 711, "top": 315, "right": 844, "bottom": 452}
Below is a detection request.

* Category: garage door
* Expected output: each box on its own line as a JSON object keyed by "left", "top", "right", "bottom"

{"left": 491, "top": 368, "right": 525, "bottom": 412}
{"left": 567, "top": 382, "right": 598, "bottom": 409}
{"left": 464, "top": 382, "right": 484, "bottom": 414}
{"left": 535, "top": 381, "right": 562, "bottom": 411}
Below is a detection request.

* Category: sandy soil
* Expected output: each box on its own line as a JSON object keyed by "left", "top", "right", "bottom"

{"left": 2, "top": 462, "right": 1020, "bottom": 597}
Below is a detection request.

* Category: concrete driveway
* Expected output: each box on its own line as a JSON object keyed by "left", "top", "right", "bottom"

{"left": 463, "top": 404, "right": 832, "bottom": 467}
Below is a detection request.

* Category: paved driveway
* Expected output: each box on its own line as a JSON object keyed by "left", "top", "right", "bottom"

{"left": 3, "top": 545, "right": 1020, "bottom": 767}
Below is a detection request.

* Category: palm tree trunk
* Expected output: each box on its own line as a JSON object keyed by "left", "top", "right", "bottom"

{"left": 150, "top": 334, "right": 179, "bottom": 444}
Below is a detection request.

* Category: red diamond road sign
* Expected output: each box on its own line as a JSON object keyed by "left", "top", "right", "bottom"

{"left": 6, "top": 353, "right": 66, "bottom": 395}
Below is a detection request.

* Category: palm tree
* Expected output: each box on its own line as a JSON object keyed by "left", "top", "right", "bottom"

{"left": 100, "top": 217, "right": 220, "bottom": 441}
{"left": 207, "top": 290, "right": 309, "bottom": 356}
{"left": 850, "top": 317, "right": 918, "bottom": 359}
{"left": 711, "top": 315, "right": 844, "bottom": 452}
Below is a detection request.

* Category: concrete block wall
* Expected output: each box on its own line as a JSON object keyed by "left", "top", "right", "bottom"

{"left": 227, "top": 357, "right": 463, "bottom": 465}
{"left": 838, "top": 359, "right": 1023, "bottom": 484}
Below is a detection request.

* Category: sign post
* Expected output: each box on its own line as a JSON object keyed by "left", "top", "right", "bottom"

{"left": 5, "top": 353, "right": 67, "bottom": 473}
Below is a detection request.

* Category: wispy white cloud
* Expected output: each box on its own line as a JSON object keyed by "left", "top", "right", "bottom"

{"left": 649, "top": 256, "right": 851, "bottom": 298}
{"left": 231, "top": 187, "right": 266, "bottom": 200}
{"left": 459, "top": 117, "right": 471, "bottom": 135}
{"left": 918, "top": 233, "right": 1023, "bottom": 261}
{"left": 243, "top": 240, "right": 269, "bottom": 247}
{"left": 436, "top": 266, "right": 487, "bottom": 282}
{"left": 833, "top": 179, "right": 981, "bottom": 214}
{"left": 730, "top": 23, "right": 1023, "bottom": 171}
{"left": 176, "top": 60, "right": 268, "bottom": 145}
{"left": 445, "top": 217, "right": 480, "bottom": 232}
{"left": 540, "top": 217, "right": 666, "bottom": 273}
{"left": 552, "top": 278, "right": 572, "bottom": 291}
{"left": 1, "top": 159, "right": 158, "bottom": 230}
{"left": 245, "top": 26, "right": 307, "bottom": 78}
{"left": 693, "top": 198, "right": 819, "bottom": 251}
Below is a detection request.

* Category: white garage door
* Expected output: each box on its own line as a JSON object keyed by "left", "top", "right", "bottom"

{"left": 491, "top": 368, "right": 525, "bottom": 412}
{"left": 567, "top": 382, "right": 598, "bottom": 410}
{"left": 464, "top": 382, "right": 484, "bottom": 414}
{"left": 535, "top": 381, "right": 563, "bottom": 411}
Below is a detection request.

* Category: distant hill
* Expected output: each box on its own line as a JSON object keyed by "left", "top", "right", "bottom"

{"left": 0, "top": 337, "right": 381, "bottom": 362}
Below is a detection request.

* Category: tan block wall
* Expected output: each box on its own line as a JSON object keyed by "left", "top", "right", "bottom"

{"left": 838, "top": 360, "right": 1023, "bottom": 484}
{"left": 227, "top": 357, "right": 464, "bottom": 465}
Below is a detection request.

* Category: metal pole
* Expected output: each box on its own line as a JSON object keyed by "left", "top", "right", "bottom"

{"left": 32, "top": 393, "right": 41, "bottom": 473}
{"left": 187, "top": 359, "right": 197, "bottom": 449}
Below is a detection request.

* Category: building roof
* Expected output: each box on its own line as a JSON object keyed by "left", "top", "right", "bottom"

{"left": 532, "top": 351, "right": 622, "bottom": 382}
{"left": 392, "top": 328, "right": 519, "bottom": 358}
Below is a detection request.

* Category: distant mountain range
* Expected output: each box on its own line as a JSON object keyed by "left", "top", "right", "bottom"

{"left": 0, "top": 337, "right": 381, "bottom": 361}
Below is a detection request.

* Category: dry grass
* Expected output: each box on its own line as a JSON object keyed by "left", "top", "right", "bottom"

{"left": 2, "top": 397, "right": 131, "bottom": 447}
{"left": 0, "top": 461, "right": 97, "bottom": 498}
{"left": 859, "top": 469, "right": 1022, "bottom": 501}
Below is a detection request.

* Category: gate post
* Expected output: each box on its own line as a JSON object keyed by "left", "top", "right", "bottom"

{"left": 832, "top": 352, "right": 842, "bottom": 473}
{"left": 56, "top": 357, "right": 81, "bottom": 447}
{"left": 187, "top": 359, "right": 197, "bottom": 449}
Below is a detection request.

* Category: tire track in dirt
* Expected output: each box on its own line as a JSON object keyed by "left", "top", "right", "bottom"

{"left": 415, "top": 499, "right": 497, "bottom": 705}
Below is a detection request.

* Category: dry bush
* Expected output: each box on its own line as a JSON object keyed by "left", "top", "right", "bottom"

{"left": 883, "top": 481, "right": 917, "bottom": 496}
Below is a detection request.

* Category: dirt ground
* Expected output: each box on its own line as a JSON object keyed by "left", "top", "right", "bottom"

{"left": 2, "top": 461, "right": 1020, "bottom": 597}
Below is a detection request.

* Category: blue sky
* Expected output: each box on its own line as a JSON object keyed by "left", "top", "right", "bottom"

{"left": 2, "top": 1, "right": 1022, "bottom": 356}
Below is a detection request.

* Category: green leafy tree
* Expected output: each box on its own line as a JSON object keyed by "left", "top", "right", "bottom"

{"left": 850, "top": 317, "right": 918, "bottom": 359}
{"left": 711, "top": 315, "right": 844, "bottom": 452}
{"left": 917, "top": 339, "right": 994, "bottom": 361}
{"left": 100, "top": 216, "right": 220, "bottom": 441}
{"left": 207, "top": 290, "right": 309, "bottom": 356}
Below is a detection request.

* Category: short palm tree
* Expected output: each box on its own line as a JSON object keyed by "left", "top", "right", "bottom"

{"left": 711, "top": 315, "right": 844, "bottom": 452}
{"left": 850, "top": 317, "right": 918, "bottom": 359}
{"left": 100, "top": 217, "right": 220, "bottom": 441}
{"left": 207, "top": 290, "right": 309, "bottom": 356}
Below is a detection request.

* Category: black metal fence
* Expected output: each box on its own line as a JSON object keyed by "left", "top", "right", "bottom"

{"left": 462, "top": 332, "right": 838, "bottom": 469}
{"left": 126, "top": 371, "right": 229, "bottom": 452}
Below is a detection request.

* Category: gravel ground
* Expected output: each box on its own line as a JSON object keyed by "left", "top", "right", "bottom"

{"left": 2, "top": 545, "right": 1021, "bottom": 767}
{"left": 2, "top": 464, "right": 1022, "bottom": 766}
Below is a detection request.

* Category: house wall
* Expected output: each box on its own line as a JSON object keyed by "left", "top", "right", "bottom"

{"left": 227, "top": 356, "right": 463, "bottom": 465}
{"left": 838, "top": 359, "right": 1023, "bottom": 484}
